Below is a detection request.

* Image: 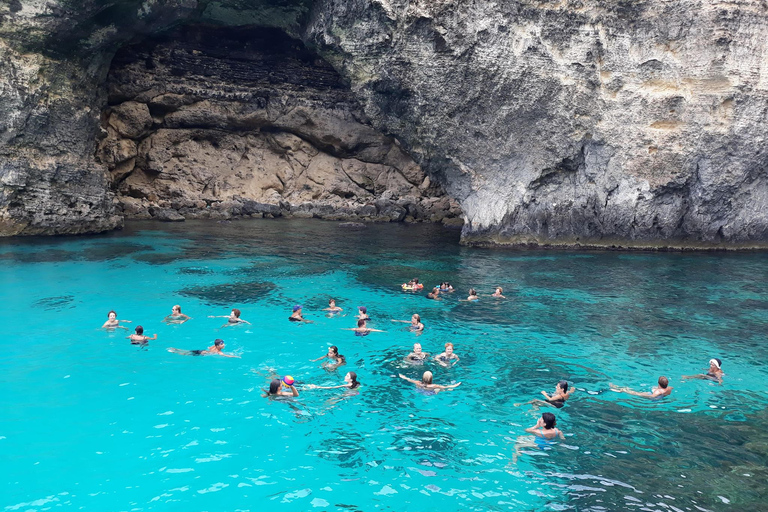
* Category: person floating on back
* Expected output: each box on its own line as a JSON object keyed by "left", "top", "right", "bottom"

{"left": 515, "top": 380, "right": 573, "bottom": 409}
{"left": 398, "top": 371, "right": 461, "bottom": 393}
{"left": 208, "top": 308, "right": 250, "bottom": 327}
{"left": 305, "top": 372, "right": 361, "bottom": 390}
{"left": 682, "top": 358, "right": 724, "bottom": 383}
{"left": 127, "top": 325, "right": 157, "bottom": 345}
{"left": 168, "top": 339, "right": 239, "bottom": 358}
{"left": 611, "top": 376, "right": 673, "bottom": 398}
{"left": 164, "top": 304, "right": 191, "bottom": 324}
{"left": 103, "top": 310, "right": 131, "bottom": 330}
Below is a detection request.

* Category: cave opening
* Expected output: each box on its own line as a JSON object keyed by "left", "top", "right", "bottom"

{"left": 98, "top": 24, "right": 462, "bottom": 226}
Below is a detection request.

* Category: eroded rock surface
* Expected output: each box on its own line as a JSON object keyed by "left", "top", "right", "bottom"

{"left": 1, "top": 0, "right": 768, "bottom": 247}
{"left": 98, "top": 26, "right": 461, "bottom": 224}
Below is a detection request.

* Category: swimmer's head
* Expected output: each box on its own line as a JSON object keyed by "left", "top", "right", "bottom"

{"left": 108, "top": 310, "right": 117, "bottom": 319}
{"left": 135, "top": 325, "right": 144, "bottom": 335}
{"left": 709, "top": 358, "right": 722, "bottom": 369}
{"left": 412, "top": 314, "right": 421, "bottom": 323}
{"left": 173, "top": 305, "right": 181, "bottom": 313}
{"left": 422, "top": 371, "right": 433, "bottom": 384}
{"left": 293, "top": 305, "right": 302, "bottom": 312}
{"left": 542, "top": 412, "right": 557, "bottom": 429}
{"left": 413, "top": 278, "right": 419, "bottom": 284}
{"left": 469, "top": 288, "right": 477, "bottom": 295}
{"left": 214, "top": 339, "right": 224, "bottom": 347}
{"left": 658, "top": 376, "right": 669, "bottom": 389}
{"left": 232, "top": 308, "right": 241, "bottom": 318}
{"left": 357, "top": 318, "right": 366, "bottom": 328}
{"left": 558, "top": 380, "right": 568, "bottom": 393}
{"left": 358, "top": 306, "right": 367, "bottom": 314}
{"left": 329, "top": 299, "right": 336, "bottom": 306}
{"left": 496, "top": 287, "right": 503, "bottom": 293}
{"left": 329, "top": 345, "right": 339, "bottom": 356}
{"left": 346, "top": 371, "right": 359, "bottom": 388}
{"left": 445, "top": 342, "right": 454, "bottom": 354}
{"left": 413, "top": 343, "right": 422, "bottom": 353}
{"left": 432, "top": 287, "right": 439, "bottom": 293}
{"left": 269, "top": 379, "right": 282, "bottom": 394}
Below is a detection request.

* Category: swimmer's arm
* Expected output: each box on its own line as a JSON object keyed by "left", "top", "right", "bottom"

{"left": 368, "top": 328, "right": 386, "bottom": 333}
{"left": 398, "top": 374, "right": 419, "bottom": 385}
{"left": 238, "top": 319, "right": 251, "bottom": 324}
{"left": 208, "top": 315, "right": 229, "bottom": 318}
{"left": 391, "top": 320, "right": 410, "bottom": 323}
{"left": 147, "top": 334, "right": 158, "bottom": 340}
{"left": 288, "top": 385, "right": 299, "bottom": 397}
{"left": 311, "top": 355, "right": 328, "bottom": 362}
{"left": 558, "top": 430, "right": 566, "bottom": 440}
{"left": 524, "top": 426, "right": 542, "bottom": 436}
{"left": 308, "top": 384, "right": 347, "bottom": 389}
{"left": 119, "top": 320, "right": 132, "bottom": 323}
{"left": 541, "top": 391, "right": 553, "bottom": 400}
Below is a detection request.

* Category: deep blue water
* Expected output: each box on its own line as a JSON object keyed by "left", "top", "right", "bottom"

{"left": 1, "top": 219, "right": 766, "bottom": 511}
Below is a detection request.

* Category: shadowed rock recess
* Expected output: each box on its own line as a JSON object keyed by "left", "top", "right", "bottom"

{"left": 1, "top": 0, "right": 768, "bottom": 248}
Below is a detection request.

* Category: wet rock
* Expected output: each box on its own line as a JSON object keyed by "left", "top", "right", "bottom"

{"left": 339, "top": 222, "right": 366, "bottom": 229}
{"left": 108, "top": 102, "right": 152, "bottom": 139}
{"left": 151, "top": 208, "right": 185, "bottom": 222}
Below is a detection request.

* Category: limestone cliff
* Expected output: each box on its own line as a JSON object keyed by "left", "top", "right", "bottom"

{"left": 1, "top": 0, "right": 767, "bottom": 248}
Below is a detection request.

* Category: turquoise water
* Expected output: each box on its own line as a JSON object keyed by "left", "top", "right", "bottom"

{"left": 1, "top": 219, "right": 767, "bottom": 511}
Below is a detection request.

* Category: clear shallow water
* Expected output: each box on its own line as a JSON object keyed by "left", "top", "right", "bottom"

{"left": 1, "top": 219, "right": 767, "bottom": 511}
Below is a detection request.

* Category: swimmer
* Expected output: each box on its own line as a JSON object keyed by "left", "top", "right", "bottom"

{"left": 323, "top": 299, "right": 343, "bottom": 313}
{"left": 439, "top": 282, "right": 454, "bottom": 292}
{"left": 460, "top": 288, "right": 479, "bottom": 301}
{"left": 392, "top": 313, "right": 424, "bottom": 332}
{"left": 405, "top": 342, "right": 430, "bottom": 363}
{"left": 682, "top": 358, "right": 724, "bottom": 383}
{"left": 164, "top": 304, "right": 191, "bottom": 324}
{"left": 311, "top": 345, "right": 346, "bottom": 368}
{"left": 426, "top": 287, "right": 442, "bottom": 300}
{"left": 491, "top": 286, "right": 506, "bottom": 298}
{"left": 398, "top": 371, "right": 461, "bottom": 393}
{"left": 512, "top": 412, "right": 565, "bottom": 463}
{"left": 356, "top": 306, "right": 370, "bottom": 321}
{"left": 305, "top": 372, "right": 361, "bottom": 390}
{"left": 525, "top": 412, "right": 565, "bottom": 440}
{"left": 342, "top": 318, "right": 385, "bottom": 336}
{"left": 515, "top": 380, "right": 573, "bottom": 408}
{"left": 167, "top": 339, "right": 240, "bottom": 358}
{"left": 262, "top": 378, "right": 299, "bottom": 398}
{"left": 402, "top": 278, "right": 423, "bottom": 290}
{"left": 288, "top": 305, "right": 313, "bottom": 323}
{"left": 102, "top": 310, "right": 131, "bottom": 330}
{"left": 208, "top": 308, "right": 251, "bottom": 327}
{"left": 126, "top": 325, "right": 157, "bottom": 344}
{"left": 610, "top": 376, "right": 673, "bottom": 398}
{"left": 434, "top": 342, "right": 460, "bottom": 367}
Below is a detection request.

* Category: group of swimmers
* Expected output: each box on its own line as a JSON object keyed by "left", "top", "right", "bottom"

{"left": 102, "top": 280, "right": 727, "bottom": 447}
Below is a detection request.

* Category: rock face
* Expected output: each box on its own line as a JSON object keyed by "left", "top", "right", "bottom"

{"left": 99, "top": 26, "right": 461, "bottom": 224}
{"left": 1, "top": 0, "right": 767, "bottom": 247}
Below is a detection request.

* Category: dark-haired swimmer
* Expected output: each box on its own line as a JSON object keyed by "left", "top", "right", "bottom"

{"left": 262, "top": 378, "right": 299, "bottom": 398}
{"left": 398, "top": 371, "right": 461, "bottom": 393}
{"left": 515, "top": 380, "right": 573, "bottom": 409}
{"left": 611, "top": 376, "right": 673, "bottom": 398}
{"left": 342, "top": 318, "right": 385, "bottom": 336}
{"left": 439, "top": 282, "right": 454, "bottom": 292}
{"left": 164, "top": 304, "right": 191, "bottom": 324}
{"left": 460, "top": 289, "right": 479, "bottom": 302}
{"left": 305, "top": 372, "right": 361, "bottom": 390}
{"left": 392, "top": 314, "right": 424, "bottom": 332}
{"left": 682, "top": 358, "right": 724, "bottom": 383}
{"left": 289, "top": 305, "right": 313, "bottom": 323}
{"left": 311, "top": 345, "right": 346, "bottom": 369}
{"left": 323, "top": 299, "right": 343, "bottom": 313}
{"left": 525, "top": 412, "right": 565, "bottom": 440}
{"left": 434, "top": 342, "right": 460, "bottom": 367}
{"left": 167, "top": 339, "right": 239, "bottom": 358}
{"left": 102, "top": 310, "right": 131, "bottom": 330}
{"left": 356, "top": 306, "right": 370, "bottom": 321}
{"left": 208, "top": 308, "right": 250, "bottom": 327}
{"left": 127, "top": 325, "right": 157, "bottom": 344}
{"left": 491, "top": 286, "right": 506, "bottom": 298}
